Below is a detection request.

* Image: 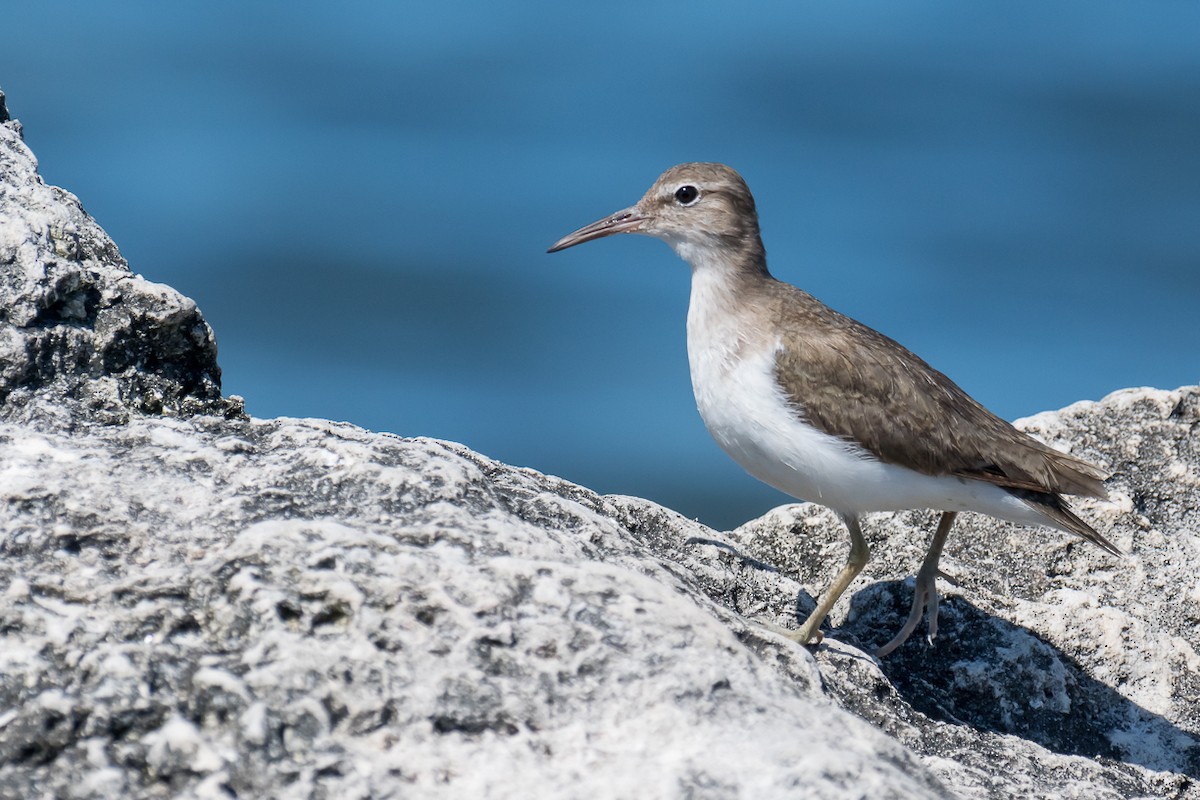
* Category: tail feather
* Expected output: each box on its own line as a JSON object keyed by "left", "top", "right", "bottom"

{"left": 1043, "top": 449, "right": 1110, "bottom": 500}
{"left": 966, "top": 434, "right": 1110, "bottom": 500}
{"left": 1018, "top": 491, "right": 1121, "bottom": 556}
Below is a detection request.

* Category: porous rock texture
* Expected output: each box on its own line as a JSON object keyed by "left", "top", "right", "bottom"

{"left": 1, "top": 89, "right": 1198, "bottom": 799}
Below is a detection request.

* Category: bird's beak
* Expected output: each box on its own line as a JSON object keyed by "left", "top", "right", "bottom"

{"left": 546, "top": 206, "right": 646, "bottom": 253}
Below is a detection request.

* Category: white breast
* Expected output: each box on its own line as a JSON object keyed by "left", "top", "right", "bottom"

{"left": 684, "top": 266, "right": 1048, "bottom": 526}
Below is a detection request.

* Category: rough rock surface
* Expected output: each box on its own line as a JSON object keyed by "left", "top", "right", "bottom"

{"left": 1, "top": 88, "right": 1198, "bottom": 799}
{"left": 0, "top": 89, "right": 240, "bottom": 425}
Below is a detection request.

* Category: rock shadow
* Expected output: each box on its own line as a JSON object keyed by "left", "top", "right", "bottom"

{"left": 839, "top": 582, "right": 1200, "bottom": 781}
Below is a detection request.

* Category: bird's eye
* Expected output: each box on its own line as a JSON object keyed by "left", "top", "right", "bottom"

{"left": 674, "top": 185, "right": 700, "bottom": 206}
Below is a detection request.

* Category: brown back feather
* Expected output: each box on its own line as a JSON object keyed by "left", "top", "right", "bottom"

{"left": 767, "top": 281, "right": 1110, "bottom": 501}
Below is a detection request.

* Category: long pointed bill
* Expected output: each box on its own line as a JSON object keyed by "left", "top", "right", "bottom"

{"left": 546, "top": 206, "right": 646, "bottom": 253}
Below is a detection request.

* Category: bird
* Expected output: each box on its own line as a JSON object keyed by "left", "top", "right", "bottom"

{"left": 547, "top": 162, "right": 1117, "bottom": 656}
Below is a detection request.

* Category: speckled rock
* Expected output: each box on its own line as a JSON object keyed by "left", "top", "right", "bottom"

{"left": 0, "top": 413, "right": 963, "bottom": 800}
{"left": 0, "top": 89, "right": 240, "bottom": 425}
{"left": 1, "top": 87, "right": 1197, "bottom": 799}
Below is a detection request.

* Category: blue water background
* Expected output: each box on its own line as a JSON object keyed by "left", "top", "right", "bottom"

{"left": 5, "top": 3, "right": 1198, "bottom": 529}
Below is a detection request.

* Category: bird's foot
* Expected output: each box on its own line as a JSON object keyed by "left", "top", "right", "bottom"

{"left": 787, "top": 628, "right": 824, "bottom": 647}
{"left": 936, "top": 568, "right": 960, "bottom": 588}
{"left": 784, "top": 613, "right": 826, "bottom": 646}
{"left": 748, "top": 616, "right": 825, "bottom": 646}
{"left": 874, "top": 568, "right": 941, "bottom": 658}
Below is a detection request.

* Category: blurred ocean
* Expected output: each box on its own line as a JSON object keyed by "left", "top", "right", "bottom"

{"left": 4, "top": 2, "right": 1197, "bottom": 529}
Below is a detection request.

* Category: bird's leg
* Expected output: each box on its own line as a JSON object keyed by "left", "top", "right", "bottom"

{"left": 875, "top": 511, "right": 957, "bottom": 657}
{"left": 788, "top": 514, "right": 870, "bottom": 645}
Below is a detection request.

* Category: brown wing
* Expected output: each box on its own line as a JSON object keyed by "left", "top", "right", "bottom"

{"left": 770, "top": 285, "right": 1109, "bottom": 500}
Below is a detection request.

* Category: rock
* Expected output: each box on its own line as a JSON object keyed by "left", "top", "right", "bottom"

{"left": 0, "top": 88, "right": 1197, "bottom": 799}
{"left": 0, "top": 89, "right": 241, "bottom": 425}
{"left": 0, "top": 414, "right": 959, "bottom": 800}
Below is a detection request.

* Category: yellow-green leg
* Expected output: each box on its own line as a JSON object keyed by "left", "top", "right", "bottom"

{"left": 787, "top": 514, "right": 870, "bottom": 645}
{"left": 875, "top": 510, "right": 957, "bottom": 657}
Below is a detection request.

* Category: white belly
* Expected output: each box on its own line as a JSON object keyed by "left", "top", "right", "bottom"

{"left": 685, "top": 293, "right": 1045, "bottom": 527}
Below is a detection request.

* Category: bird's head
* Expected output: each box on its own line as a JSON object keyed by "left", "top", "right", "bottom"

{"left": 548, "top": 162, "right": 764, "bottom": 268}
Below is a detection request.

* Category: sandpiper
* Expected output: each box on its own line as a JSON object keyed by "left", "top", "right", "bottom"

{"left": 548, "top": 162, "right": 1117, "bottom": 656}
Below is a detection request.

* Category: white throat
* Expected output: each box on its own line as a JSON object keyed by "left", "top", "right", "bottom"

{"left": 662, "top": 234, "right": 738, "bottom": 275}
